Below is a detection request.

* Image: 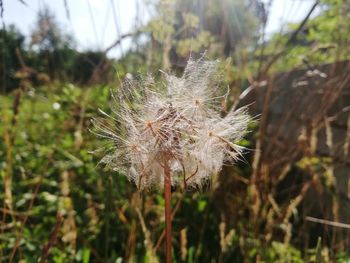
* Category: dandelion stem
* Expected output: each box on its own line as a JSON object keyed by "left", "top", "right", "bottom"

{"left": 164, "top": 160, "right": 172, "bottom": 263}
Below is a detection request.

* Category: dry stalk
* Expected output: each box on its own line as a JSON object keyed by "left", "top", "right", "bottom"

{"left": 180, "top": 228, "right": 187, "bottom": 261}
{"left": 9, "top": 175, "right": 43, "bottom": 263}
{"left": 306, "top": 217, "right": 350, "bottom": 229}
{"left": 135, "top": 206, "right": 158, "bottom": 263}
{"left": 164, "top": 161, "right": 172, "bottom": 263}
{"left": 155, "top": 198, "right": 182, "bottom": 251}
{"left": 39, "top": 213, "right": 64, "bottom": 263}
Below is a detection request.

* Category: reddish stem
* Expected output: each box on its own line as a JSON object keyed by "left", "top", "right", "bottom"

{"left": 164, "top": 161, "right": 172, "bottom": 263}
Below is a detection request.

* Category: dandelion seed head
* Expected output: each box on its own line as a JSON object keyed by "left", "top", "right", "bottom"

{"left": 94, "top": 57, "right": 250, "bottom": 190}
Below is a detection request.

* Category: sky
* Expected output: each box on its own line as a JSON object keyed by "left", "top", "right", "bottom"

{"left": 3, "top": 0, "right": 318, "bottom": 58}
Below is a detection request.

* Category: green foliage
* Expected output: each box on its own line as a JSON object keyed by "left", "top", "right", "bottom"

{"left": 263, "top": 242, "right": 303, "bottom": 263}
{"left": 2, "top": 0, "right": 350, "bottom": 261}
{"left": 261, "top": 0, "right": 350, "bottom": 72}
{"left": 3, "top": 84, "right": 333, "bottom": 261}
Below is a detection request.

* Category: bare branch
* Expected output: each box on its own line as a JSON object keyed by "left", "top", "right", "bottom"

{"left": 306, "top": 216, "right": 350, "bottom": 230}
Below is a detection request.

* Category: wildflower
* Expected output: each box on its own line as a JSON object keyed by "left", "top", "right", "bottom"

{"left": 52, "top": 102, "right": 61, "bottom": 110}
{"left": 93, "top": 58, "right": 250, "bottom": 190}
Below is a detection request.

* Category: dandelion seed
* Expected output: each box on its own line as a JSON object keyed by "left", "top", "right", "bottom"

{"left": 93, "top": 57, "right": 250, "bottom": 191}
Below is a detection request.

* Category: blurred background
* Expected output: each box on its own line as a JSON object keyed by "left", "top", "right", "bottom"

{"left": 1, "top": 0, "right": 350, "bottom": 262}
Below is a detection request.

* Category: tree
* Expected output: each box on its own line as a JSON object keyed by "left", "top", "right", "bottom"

{"left": 29, "top": 5, "right": 76, "bottom": 80}
{"left": 144, "top": 0, "right": 266, "bottom": 69}
{"left": 0, "top": 24, "right": 25, "bottom": 92}
{"left": 30, "top": 5, "right": 73, "bottom": 52}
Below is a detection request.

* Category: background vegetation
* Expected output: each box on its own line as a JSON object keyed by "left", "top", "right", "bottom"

{"left": 1, "top": 0, "right": 350, "bottom": 262}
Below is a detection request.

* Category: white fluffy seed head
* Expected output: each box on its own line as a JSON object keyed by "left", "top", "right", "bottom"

{"left": 93, "top": 58, "right": 250, "bottom": 190}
